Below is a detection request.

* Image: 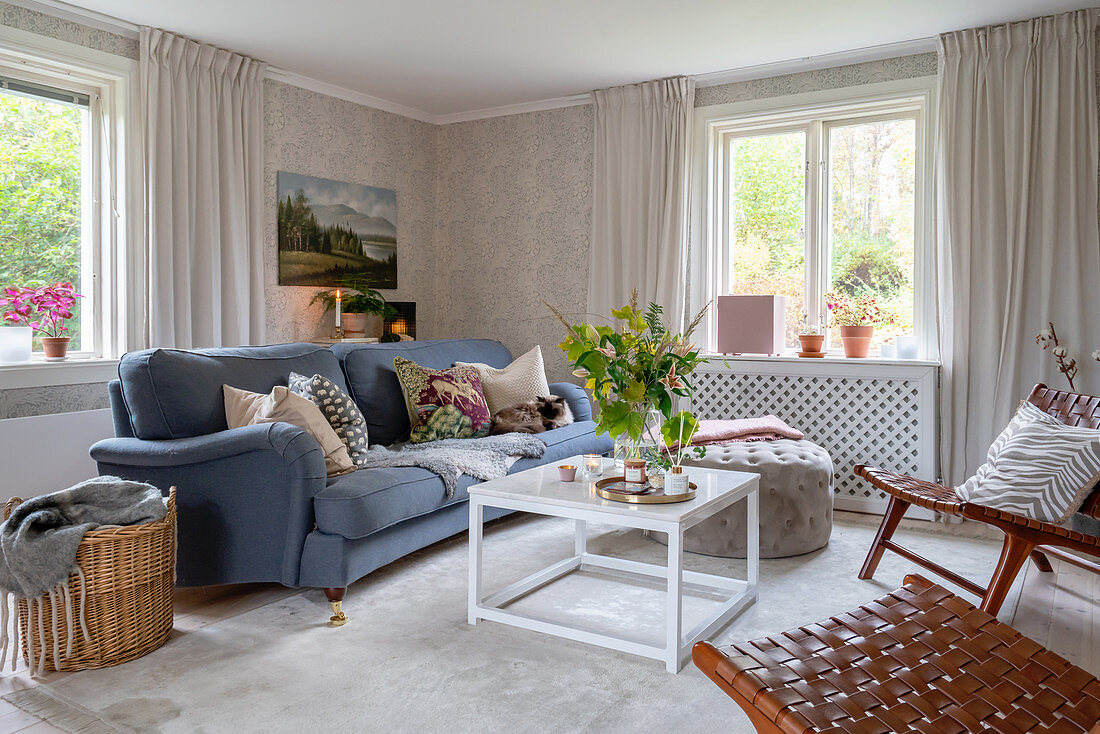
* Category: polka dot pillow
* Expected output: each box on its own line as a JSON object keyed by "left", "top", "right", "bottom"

{"left": 289, "top": 372, "right": 369, "bottom": 466}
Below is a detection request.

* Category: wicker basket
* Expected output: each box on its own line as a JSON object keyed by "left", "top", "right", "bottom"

{"left": 2, "top": 486, "right": 176, "bottom": 672}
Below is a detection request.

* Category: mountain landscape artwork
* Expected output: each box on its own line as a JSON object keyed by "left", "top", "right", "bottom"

{"left": 277, "top": 171, "right": 397, "bottom": 288}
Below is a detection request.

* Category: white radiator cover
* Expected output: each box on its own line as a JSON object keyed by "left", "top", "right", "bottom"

{"left": 689, "top": 358, "right": 939, "bottom": 517}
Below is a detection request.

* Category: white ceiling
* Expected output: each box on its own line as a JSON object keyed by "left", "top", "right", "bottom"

{"left": 57, "top": 0, "right": 1088, "bottom": 118}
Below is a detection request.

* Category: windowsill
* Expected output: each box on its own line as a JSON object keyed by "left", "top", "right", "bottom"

{"left": 703, "top": 353, "right": 940, "bottom": 367}
{"left": 0, "top": 356, "right": 119, "bottom": 389}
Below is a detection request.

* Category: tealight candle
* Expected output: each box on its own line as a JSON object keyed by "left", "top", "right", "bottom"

{"left": 584, "top": 454, "right": 603, "bottom": 478}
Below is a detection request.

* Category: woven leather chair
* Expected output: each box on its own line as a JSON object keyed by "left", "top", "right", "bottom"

{"left": 857, "top": 383, "right": 1100, "bottom": 615}
{"left": 693, "top": 574, "right": 1100, "bottom": 733}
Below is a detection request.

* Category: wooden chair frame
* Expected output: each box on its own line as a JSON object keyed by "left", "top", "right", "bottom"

{"left": 858, "top": 383, "right": 1100, "bottom": 615}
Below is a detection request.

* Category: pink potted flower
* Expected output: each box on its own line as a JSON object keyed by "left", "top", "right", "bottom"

{"left": 0, "top": 283, "right": 83, "bottom": 360}
{"left": 824, "top": 291, "right": 882, "bottom": 358}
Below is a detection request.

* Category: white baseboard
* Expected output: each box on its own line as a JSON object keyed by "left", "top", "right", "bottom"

{"left": 0, "top": 409, "right": 113, "bottom": 503}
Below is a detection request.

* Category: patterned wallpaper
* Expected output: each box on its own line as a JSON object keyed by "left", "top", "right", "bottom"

{"left": 0, "top": 1, "right": 938, "bottom": 413}
{"left": 430, "top": 54, "right": 936, "bottom": 382}
{"left": 0, "top": 382, "right": 109, "bottom": 419}
{"left": 0, "top": 2, "right": 136, "bottom": 58}
{"left": 434, "top": 105, "right": 594, "bottom": 383}
{"left": 695, "top": 54, "right": 937, "bottom": 107}
{"left": 262, "top": 80, "right": 439, "bottom": 344}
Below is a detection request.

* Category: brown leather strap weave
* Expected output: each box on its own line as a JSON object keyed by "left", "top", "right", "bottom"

{"left": 693, "top": 575, "right": 1100, "bottom": 733}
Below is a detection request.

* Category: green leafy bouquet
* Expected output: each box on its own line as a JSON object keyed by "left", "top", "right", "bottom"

{"left": 548, "top": 290, "right": 708, "bottom": 467}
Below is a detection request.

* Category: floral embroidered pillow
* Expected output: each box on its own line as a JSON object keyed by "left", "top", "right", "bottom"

{"left": 411, "top": 404, "right": 473, "bottom": 443}
{"left": 288, "top": 372, "right": 370, "bottom": 466}
{"left": 393, "top": 357, "right": 491, "bottom": 442}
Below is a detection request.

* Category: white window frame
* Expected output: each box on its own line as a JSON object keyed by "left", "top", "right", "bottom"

{"left": 690, "top": 77, "right": 938, "bottom": 360}
{"left": 0, "top": 69, "right": 100, "bottom": 355}
{"left": 0, "top": 25, "right": 141, "bottom": 370}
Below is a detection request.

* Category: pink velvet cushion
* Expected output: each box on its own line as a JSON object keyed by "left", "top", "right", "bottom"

{"left": 393, "top": 356, "right": 491, "bottom": 442}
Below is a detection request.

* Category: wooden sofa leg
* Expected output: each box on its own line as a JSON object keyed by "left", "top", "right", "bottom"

{"left": 1029, "top": 549, "right": 1054, "bottom": 573}
{"left": 324, "top": 587, "right": 348, "bottom": 627}
{"left": 981, "top": 535, "right": 1034, "bottom": 615}
{"left": 858, "top": 495, "right": 910, "bottom": 580}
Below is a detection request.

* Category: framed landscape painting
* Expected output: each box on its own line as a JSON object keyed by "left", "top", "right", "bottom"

{"left": 277, "top": 171, "right": 397, "bottom": 288}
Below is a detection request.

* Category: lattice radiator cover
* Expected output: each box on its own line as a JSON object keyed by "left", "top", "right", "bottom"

{"left": 690, "top": 362, "right": 938, "bottom": 516}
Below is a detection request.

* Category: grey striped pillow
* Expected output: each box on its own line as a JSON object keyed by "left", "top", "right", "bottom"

{"left": 956, "top": 401, "right": 1100, "bottom": 523}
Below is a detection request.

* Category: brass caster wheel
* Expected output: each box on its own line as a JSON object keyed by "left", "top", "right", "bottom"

{"left": 329, "top": 600, "right": 347, "bottom": 627}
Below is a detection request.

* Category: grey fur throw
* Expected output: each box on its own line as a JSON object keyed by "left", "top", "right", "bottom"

{"left": 0, "top": 476, "right": 166, "bottom": 675}
{"left": 356, "top": 434, "right": 547, "bottom": 497}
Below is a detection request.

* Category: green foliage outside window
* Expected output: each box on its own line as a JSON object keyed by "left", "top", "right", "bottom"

{"left": 0, "top": 92, "right": 85, "bottom": 349}
{"left": 728, "top": 118, "right": 916, "bottom": 349}
{"left": 729, "top": 133, "right": 806, "bottom": 347}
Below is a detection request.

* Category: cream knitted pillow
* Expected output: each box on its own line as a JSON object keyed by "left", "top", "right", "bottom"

{"left": 457, "top": 346, "right": 551, "bottom": 415}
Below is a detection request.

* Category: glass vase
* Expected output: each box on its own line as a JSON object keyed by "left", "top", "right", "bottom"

{"left": 612, "top": 408, "right": 663, "bottom": 471}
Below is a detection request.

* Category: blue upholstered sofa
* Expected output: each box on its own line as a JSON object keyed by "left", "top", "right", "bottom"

{"left": 90, "top": 339, "right": 612, "bottom": 620}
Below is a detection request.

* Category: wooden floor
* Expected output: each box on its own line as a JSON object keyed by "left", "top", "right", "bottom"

{"left": 0, "top": 549, "right": 1095, "bottom": 732}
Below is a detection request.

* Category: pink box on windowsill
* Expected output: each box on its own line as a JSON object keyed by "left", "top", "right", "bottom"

{"left": 716, "top": 295, "right": 786, "bottom": 355}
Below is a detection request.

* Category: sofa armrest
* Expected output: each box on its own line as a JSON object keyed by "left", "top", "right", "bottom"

{"left": 548, "top": 381, "right": 594, "bottom": 422}
{"left": 90, "top": 423, "right": 326, "bottom": 588}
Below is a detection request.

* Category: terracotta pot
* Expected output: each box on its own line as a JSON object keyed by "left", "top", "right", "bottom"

{"left": 839, "top": 325, "right": 873, "bottom": 358}
{"left": 342, "top": 313, "right": 367, "bottom": 337}
{"left": 797, "top": 334, "right": 825, "bottom": 353}
{"left": 41, "top": 336, "right": 70, "bottom": 360}
{"left": 341, "top": 313, "right": 383, "bottom": 338}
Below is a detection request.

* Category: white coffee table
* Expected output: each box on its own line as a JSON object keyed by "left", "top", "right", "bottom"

{"left": 467, "top": 456, "right": 759, "bottom": 673}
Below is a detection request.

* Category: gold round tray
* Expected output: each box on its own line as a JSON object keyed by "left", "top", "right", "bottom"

{"left": 594, "top": 476, "right": 697, "bottom": 504}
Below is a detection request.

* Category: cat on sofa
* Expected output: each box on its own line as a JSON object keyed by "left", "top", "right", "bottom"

{"left": 490, "top": 395, "right": 574, "bottom": 435}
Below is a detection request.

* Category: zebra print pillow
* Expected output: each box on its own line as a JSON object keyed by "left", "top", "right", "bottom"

{"left": 955, "top": 401, "right": 1100, "bottom": 523}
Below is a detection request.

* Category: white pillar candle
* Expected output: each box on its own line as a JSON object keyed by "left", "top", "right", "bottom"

{"left": 335, "top": 290, "right": 342, "bottom": 328}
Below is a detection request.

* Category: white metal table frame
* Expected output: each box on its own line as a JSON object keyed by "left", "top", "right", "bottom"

{"left": 467, "top": 477, "right": 759, "bottom": 673}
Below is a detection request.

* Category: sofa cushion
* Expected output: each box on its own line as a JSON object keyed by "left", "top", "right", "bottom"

{"left": 394, "top": 357, "right": 492, "bottom": 442}
{"left": 223, "top": 384, "right": 355, "bottom": 477}
{"left": 313, "top": 419, "right": 613, "bottom": 539}
{"left": 289, "top": 372, "right": 371, "bottom": 466}
{"left": 508, "top": 421, "right": 615, "bottom": 474}
{"left": 119, "top": 344, "right": 348, "bottom": 440}
{"left": 456, "top": 345, "right": 551, "bottom": 415}
{"left": 330, "top": 339, "right": 513, "bottom": 446}
{"left": 315, "top": 467, "right": 479, "bottom": 540}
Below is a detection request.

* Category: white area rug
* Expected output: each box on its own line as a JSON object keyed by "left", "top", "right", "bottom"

{"left": 5, "top": 514, "right": 1017, "bottom": 733}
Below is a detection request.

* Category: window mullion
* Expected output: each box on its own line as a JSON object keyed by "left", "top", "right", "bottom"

{"left": 804, "top": 120, "right": 824, "bottom": 333}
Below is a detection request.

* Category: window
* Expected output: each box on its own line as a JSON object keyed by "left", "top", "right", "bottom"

{"left": 0, "top": 27, "right": 140, "bottom": 363}
{"left": 697, "top": 83, "right": 933, "bottom": 357}
{"left": 0, "top": 76, "right": 93, "bottom": 352}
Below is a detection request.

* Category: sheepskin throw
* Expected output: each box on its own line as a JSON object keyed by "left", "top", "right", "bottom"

{"left": 354, "top": 434, "right": 547, "bottom": 497}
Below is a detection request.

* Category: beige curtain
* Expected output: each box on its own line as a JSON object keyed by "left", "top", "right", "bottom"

{"left": 937, "top": 10, "right": 1100, "bottom": 485}
{"left": 590, "top": 76, "right": 694, "bottom": 328}
{"left": 141, "top": 28, "right": 267, "bottom": 348}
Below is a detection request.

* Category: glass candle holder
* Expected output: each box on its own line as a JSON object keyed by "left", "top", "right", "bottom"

{"left": 0, "top": 327, "right": 31, "bottom": 363}
{"left": 896, "top": 335, "right": 918, "bottom": 360}
{"left": 584, "top": 454, "right": 603, "bottom": 478}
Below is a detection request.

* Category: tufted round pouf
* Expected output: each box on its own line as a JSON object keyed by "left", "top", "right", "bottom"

{"left": 654, "top": 439, "right": 834, "bottom": 558}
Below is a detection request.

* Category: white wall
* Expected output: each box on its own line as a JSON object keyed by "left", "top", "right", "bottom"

{"left": 0, "top": 409, "right": 114, "bottom": 503}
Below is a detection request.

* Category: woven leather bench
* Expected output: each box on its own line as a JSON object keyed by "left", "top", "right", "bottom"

{"left": 693, "top": 575, "right": 1100, "bottom": 733}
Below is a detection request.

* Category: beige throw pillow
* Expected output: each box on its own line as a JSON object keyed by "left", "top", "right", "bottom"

{"left": 223, "top": 384, "right": 355, "bottom": 477}
{"left": 457, "top": 345, "right": 551, "bottom": 415}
